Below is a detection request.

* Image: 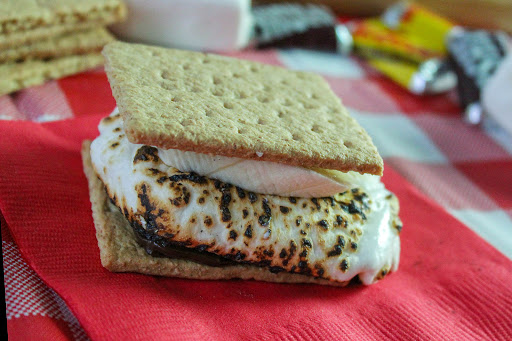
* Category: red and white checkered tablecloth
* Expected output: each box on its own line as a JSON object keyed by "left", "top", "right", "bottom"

{"left": 1, "top": 48, "right": 511, "bottom": 340}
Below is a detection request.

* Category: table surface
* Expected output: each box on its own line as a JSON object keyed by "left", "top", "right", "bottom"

{"left": 2, "top": 48, "right": 511, "bottom": 340}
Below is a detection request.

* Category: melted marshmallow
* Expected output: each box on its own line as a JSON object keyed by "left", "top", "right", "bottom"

{"left": 90, "top": 109, "right": 400, "bottom": 284}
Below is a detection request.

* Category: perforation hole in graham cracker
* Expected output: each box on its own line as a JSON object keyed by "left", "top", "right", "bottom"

{"left": 180, "top": 119, "right": 194, "bottom": 127}
{"left": 160, "top": 82, "right": 174, "bottom": 91}
{"left": 212, "top": 89, "right": 223, "bottom": 96}
{"left": 236, "top": 91, "right": 248, "bottom": 99}
{"left": 292, "top": 133, "right": 303, "bottom": 141}
{"left": 257, "top": 95, "right": 271, "bottom": 103}
{"left": 283, "top": 99, "right": 293, "bottom": 107}
{"left": 161, "top": 70, "right": 172, "bottom": 80}
{"left": 311, "top": 125, "right": 322, "bottom": 133}
{"left": 304, "top": 102, "right": 318, "bottom": 110}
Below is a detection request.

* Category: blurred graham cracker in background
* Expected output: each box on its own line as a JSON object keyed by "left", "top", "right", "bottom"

{"left": 0, "top": 52, "right": 105, "bottom": 95}
{"left": 0, "top": 0, "right": 126, "bottom": 96}
{"left": 0, "top": 28, "right": 114, "bottom": 63}
{"left": 0, "top": 0, "right": 125, "bottom": 48}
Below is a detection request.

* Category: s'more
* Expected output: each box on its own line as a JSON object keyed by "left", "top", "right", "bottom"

{"left": 82, "top": 41, "right": 402, "bottom": 286}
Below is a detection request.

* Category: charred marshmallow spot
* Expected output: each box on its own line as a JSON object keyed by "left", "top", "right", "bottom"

{"left": 311, "top": 198, "right": 321, "bottom": 210}
{"left": 101, "top": 115, "right": 119, "bottom": 125}
{"left": 236, "top": 186, "right": 246, "bottom": 199}
{"left": 134, "top": 146, "right": 160, "bottom": 164}
{"left": 302, "top": 238, "right": 312, "bottom": 248}
{"left": 258, "top": 199, "right": 272, "bottom": 227}
{"left": 170, "top": 172, "right": 208, "bottom": 184}
{"left": 295, "top": 216, "right": 302, "bottom": 227}
{"left": 340, "top": 259, "right": 349, "bottom": 272}
{"left": 335, "top": 215, "right": 346, "bottom": 228}
{"left": 376, "top": 267, "right": 390, "bottom": 280}
{"left": 170, "top": 185, "right": 190, "bottom": 207}
{"left": 248, "top": 192, "right": 258, "bottom": 203}
{"left": 136, "top": 183, "right": 167, "bottom": 232}
{"left": 204, "top": 216, "right": 213, "bottom": 227}
{"left": 327, "top": 236, "right": 346, "bottom": 257}
{"left": 214, "top": 181, "right": 233, "bottom": 223}
{"left": 229, "top": 230, "right": 238, "bottom": 240}
{"left": 314, "top": 264, "right": 325, "bottom": 277}
{"left": 317, "top": 220, "right": 329, "bottom": 230}
{"left": 244, "top": 224, "right": 253, "bottom": 238}
{"left": 279, "top": 248, "right": 287, "bottom": 259}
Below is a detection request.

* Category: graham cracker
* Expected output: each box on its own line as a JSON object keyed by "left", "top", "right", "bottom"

{"left": 81, "top": 140, "right": 348, "bottom": 286}
{"left": 103, "top": 41, "right": 383, "bottom": 175}
{"left": 0, "top": 52, "right": 103, "bottom": 96}
{"left": 0, "top": 27, "right": 114, "bottom": 63}
{"left": 0, "top": 0, "right": 126, "bottom": 49}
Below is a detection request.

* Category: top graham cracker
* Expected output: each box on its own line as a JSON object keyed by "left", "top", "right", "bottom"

{"left": 102, "top": 41, "right": 383, "bottom": 175}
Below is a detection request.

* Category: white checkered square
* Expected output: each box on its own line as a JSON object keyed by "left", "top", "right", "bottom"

{"left": 483, "top": 117, "right": 512, "bottom": 156}
{"left": 413, "top": 114, "right": 511, "bottom": 162}
{"left": 449, "top": 209, "right": 512, "bottom": 259}
{"left": 278, "top": 49, "right": 364, "bottom": 78}
{"left": 3, "top": 241, "right": 63, "bottom": 319}
{"left": 387, "top": 159, "right": 498, "bottom": 210}
{"left": 349, "top": 110, "right": 448, "bottom": 163}
{"left": 13, "top": 81, "right": 73, "bottom": 122}
{"left": 2, "top": 240, "right": 88, "bottom": 340}
{"left": 0, "top": 96, "right": 24, "bottom": 120}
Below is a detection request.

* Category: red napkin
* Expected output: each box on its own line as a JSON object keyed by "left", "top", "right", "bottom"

{"left": 1, "top": 115, "right": 511, "bottom": 340}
